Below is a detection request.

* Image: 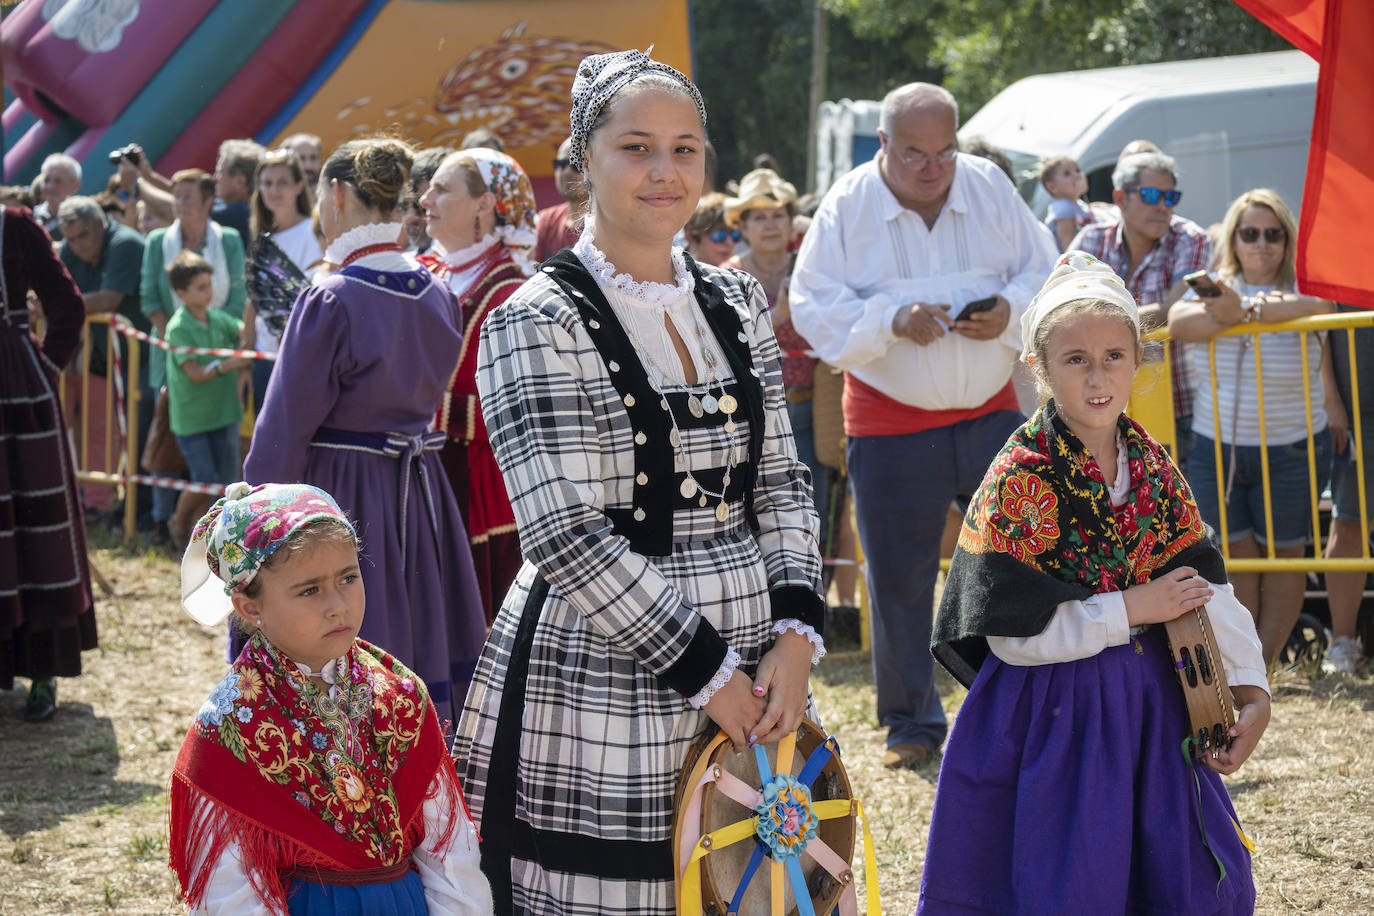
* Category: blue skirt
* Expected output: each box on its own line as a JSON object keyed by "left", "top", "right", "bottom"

{"left": 287, "top": 868, "right": 426, "bottom": 915}
{"left": 918, "top": 628, "right": 1255, "bottom": 915}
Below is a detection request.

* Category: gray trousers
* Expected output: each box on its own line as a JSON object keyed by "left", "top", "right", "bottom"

{"left": 847, "top": 409, "right": 1023, "bottom": 750}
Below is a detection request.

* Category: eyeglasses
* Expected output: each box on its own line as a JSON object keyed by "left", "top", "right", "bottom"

{"left": 1236, "top": 226, "right": 1287, "bottom": 244}
{"left": 892, "top": 146, "right": 958, "bottom": 170}
{"left": 1129, "top": 186, "right": 1182, "bottom": 207}
{"left": 552, "top": 158, "right": 571, "bottom": 170}
{"left": 709, "top": 228, "right": 741, "bottom": 244}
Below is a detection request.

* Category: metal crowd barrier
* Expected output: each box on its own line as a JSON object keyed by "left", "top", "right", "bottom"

{"left": 1130, "top": 311, "right": 1374, "bottom": 574}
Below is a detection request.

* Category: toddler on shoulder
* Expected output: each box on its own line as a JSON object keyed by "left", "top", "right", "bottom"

{"left": 168, "top": 481, "right": 492, "bottom": 915}
{"left": 1040, "top": 155, "right": 1093, "bottom": 251}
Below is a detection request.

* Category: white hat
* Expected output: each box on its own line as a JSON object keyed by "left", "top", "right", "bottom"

{"left": 1021, "top": 249, "right": 1139, "bottom": 351}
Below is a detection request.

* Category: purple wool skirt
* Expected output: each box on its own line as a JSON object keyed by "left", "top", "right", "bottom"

{"left": 918, "top": 628, "right": 1255, "bottom": 915}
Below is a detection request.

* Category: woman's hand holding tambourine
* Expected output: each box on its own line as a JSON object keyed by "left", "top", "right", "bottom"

{"left": 748, "top": 630, "right": 814, "bottom": 746}
{"left": 703, "top": 671, "right": 766, "bottom": 751}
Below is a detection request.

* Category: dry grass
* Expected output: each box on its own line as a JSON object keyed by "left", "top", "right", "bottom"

{"left": 1, "top": 542, "right": 1371, "bottom": 914}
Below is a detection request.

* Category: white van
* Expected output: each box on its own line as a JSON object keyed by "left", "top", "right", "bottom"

{"left": 813, "top": 52, "right": 1316, "bottom": 229}
{"left": 958, "top": 50, "right": 1317, "bottom": 228}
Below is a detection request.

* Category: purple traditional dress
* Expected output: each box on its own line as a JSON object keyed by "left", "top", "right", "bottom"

{"left": 243, "top": 224, "right": 486, "bottom": 728}
{"left": 920, "top": 407, "right": 1258, "bottom": 915}
{"left": 0, "top": 207, "right": 98, "bottom": 696}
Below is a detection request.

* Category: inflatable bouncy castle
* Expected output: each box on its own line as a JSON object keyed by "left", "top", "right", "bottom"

{"left": 2, "top": 0, "right": 691, "bottom": 198}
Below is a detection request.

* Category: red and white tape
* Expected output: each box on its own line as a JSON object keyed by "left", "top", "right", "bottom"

{"left": 111, "top": 314, "right": 277, "bottom": 361}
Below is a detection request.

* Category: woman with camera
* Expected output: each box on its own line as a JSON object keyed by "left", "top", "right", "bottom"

{"left": 1168, "top": 188, "right": 1335, "bottom": 666}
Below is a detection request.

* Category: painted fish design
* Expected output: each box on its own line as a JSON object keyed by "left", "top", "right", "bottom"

{"left": 432, "top": 22, "right": 614, "bottom": 148}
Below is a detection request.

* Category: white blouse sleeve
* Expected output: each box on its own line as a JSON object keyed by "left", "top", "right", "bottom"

{"left": 986, "top": 592, "right": 1131, "bottom": 666}
{"left": 410, "top": 770, "right": 494, "bottom": 915}
{"left": 1204, "top": 582, "right": 1270, "bottom": 694}
{"left": 188, "top": 795, "right": 272, "bottom": 916}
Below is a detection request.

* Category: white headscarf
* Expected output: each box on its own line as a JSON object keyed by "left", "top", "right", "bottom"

{"left": 1021, "top": 249, "right": 1139, "bottom": 352}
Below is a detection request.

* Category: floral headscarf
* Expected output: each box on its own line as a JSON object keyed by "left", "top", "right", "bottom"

{"left": 180, "top": 481, "right": 357, "bottom": 625}
{"left": 462, "top": 148, "right": 538, "bottom": 274}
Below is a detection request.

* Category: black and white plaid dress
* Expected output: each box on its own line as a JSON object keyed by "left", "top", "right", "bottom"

{"left": 454, "top": 248, "right": 825, "bottom": 914}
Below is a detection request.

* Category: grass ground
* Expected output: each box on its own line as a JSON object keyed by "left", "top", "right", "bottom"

{"left": 1, "top": 541, "right": 1371, "bottom": 914}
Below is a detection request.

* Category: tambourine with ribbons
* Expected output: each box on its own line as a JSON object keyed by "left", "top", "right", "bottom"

{"left": 673, "top": 718, "right": 881, "bottom": 915}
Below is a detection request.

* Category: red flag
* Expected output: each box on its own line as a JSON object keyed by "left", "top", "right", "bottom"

{"left": 1237, "top": 0, "right": 1374, "bottom": 306}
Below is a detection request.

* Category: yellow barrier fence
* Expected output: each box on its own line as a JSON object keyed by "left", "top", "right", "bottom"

{"left": 1132, "top": 311, "right": 1374, "bottom": 574}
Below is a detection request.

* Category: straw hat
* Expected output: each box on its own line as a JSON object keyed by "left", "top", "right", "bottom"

{"left": 725, "top": 169, "right": 797, "bottom": 226}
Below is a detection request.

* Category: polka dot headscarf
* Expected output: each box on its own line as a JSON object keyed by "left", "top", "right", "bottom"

{"left": 568, "top": 47, "right": 706, "bottom": 174}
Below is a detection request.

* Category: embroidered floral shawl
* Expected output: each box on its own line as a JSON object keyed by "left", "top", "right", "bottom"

{"left": 169, "top": 634, "right": 467, "bottom": 912}
{"left": 931, "top": 404, "right": 1227, "bottom": 687}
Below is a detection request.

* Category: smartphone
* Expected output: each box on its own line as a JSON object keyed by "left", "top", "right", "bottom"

{"left": 1184, "top": 269, "right": 1223, "bottom": 298}
{"left": 955, "top": 295, "right": 998, "bottom": 323}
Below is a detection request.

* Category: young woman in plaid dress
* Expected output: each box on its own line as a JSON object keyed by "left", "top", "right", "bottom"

{"left": 452, "top": 50, "right": 827, "bottom": 914}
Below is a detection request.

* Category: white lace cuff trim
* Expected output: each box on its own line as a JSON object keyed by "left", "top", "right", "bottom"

{"left": 324, "top": 222, "right": 405, "bottom": 266}
{"left": 573, "top": 224, "right": 695, "bottom": 307}
{"left": 772, "top": 619, "right": 827, "bottom": 665}
{"left": 688, "top": 647, "right": 742, "bottom": 709}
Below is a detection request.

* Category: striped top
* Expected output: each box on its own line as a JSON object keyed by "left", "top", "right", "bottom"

{"left": 1188, "top": 279, "right": 1326, "bottom": 447}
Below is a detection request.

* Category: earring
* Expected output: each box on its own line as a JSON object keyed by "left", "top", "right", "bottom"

{"left": 473, "top": 214, "right": 482, "bottom": 243}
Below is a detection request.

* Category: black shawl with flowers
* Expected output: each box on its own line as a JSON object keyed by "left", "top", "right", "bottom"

{"left": 932, "top": 404, "right": 1227, "bottom": 688}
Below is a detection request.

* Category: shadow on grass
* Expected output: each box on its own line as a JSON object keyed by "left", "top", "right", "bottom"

{"left": 0, "top": 690, "right": 159, "bottom": 837}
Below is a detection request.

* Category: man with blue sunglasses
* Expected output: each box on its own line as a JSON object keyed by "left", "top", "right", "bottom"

{"left": 1070, "top": 150, "right": 1212, "bottom": 470}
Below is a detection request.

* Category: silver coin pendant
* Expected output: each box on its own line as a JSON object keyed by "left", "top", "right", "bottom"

{"left": 701, "top": 394, "right": 719, "bottom": 414}
{"left": 715, "top": 502, "right": 730, "bottom": 522}
{"left": 688, "top": 395, "right": 704, "bottom": 418}
{"left": 680, "top": 478, "right": 698, "bottom": 499}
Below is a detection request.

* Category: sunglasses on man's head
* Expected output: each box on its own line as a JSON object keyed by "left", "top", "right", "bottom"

{"left": 709, "top": 228, "right": 741, "bottom": 244}
{"left": 552, "top": 158, "right": 571, "bottom": 169}
{"left": 1236, "top": 226, "right": 1287, "bottom": 244}
{"left": 1130, "top": 186, "right": 1182, "bottom": 207}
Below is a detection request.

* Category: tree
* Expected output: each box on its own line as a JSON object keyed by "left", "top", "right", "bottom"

{"left": 690, "top": 0, "right": 1290, "bottom": 190}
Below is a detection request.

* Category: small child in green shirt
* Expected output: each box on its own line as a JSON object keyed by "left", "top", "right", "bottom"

{"left": 164, "top": 250, "right": 251, "bottom": 490}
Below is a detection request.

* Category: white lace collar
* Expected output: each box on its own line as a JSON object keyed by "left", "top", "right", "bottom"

{"left": 437, "top": 233, "right": 501, "bottom": 267}
{"left": 573, "top": 227, "right": 695, "bottom": 310}
{"left": 324, "top": 222, "right": 406, "bottom": 267}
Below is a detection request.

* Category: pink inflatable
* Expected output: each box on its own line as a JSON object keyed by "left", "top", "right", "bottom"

{"left": 2, "top": 0, "right": 215, "bottom": 126}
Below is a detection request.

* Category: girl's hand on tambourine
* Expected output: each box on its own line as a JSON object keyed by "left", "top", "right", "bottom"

{"left": 704, "top": 670, "right": 766, "bottom": 751}
{"left": 1123, "top": 566, "right": 1213, "bottom": 626}
{"left": 748, "top": 631, "right": 814, "bottom": 746}
{"left": 1206, "top": 685, "right": 1271, "bottom": 775}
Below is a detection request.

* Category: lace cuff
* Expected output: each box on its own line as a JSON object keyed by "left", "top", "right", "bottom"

{"left": 772, "top": 619, "right": 827, "bottom": 665}
{"left": 687, "top": 647, "right": 742, "bottom": 709}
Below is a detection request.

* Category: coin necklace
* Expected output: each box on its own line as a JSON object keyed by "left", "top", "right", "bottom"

{"left": 622, "top": 305, "right": 741, "bottom": 523}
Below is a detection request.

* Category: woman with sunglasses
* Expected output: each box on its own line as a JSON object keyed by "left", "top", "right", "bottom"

{"left": 1168, "top": 188, "right": 1335, "bottom": 666}
{"left": 682, "top": 191, "right": 736, "bottom": 266}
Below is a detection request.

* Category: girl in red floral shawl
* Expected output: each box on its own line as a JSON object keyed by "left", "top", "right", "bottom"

{"left": 169, "top": 482, "right": 493, "bottom": 915}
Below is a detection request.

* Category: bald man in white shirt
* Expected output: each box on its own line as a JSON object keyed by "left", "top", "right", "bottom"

{"left": 791, "top": 83, "right": 1056, "bottom": 768}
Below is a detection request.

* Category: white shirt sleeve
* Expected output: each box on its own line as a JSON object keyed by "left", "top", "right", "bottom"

{"left": 1204, "top": 582, "right": 1270, "bottom": 694}
{"left": 991, "top": 179, "right": 1060, "bottom": 353}
{"left": 188, "top": 795, "right": 272, "bottom": 916}
{"left": 986, "top": 591, "right": 1131, "bottom": 666}
{"left": 789, "top": 200, "right": 904, "bottom": 371}
{"left": 411, "top": 770, "right": 495, "bottom": 915}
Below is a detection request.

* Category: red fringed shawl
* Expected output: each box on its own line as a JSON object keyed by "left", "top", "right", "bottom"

{"left": 169, "top": 636, "right": 470, "bottom": 913}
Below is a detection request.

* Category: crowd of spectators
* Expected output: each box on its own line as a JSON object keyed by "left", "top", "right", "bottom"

{"left": 19, "top": 94, "right": 1372, "bottom": 690}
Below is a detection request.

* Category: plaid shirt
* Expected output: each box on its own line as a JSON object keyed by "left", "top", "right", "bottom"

{"left": 1070, "top": 216, "right": 1213, "bottom": 417}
